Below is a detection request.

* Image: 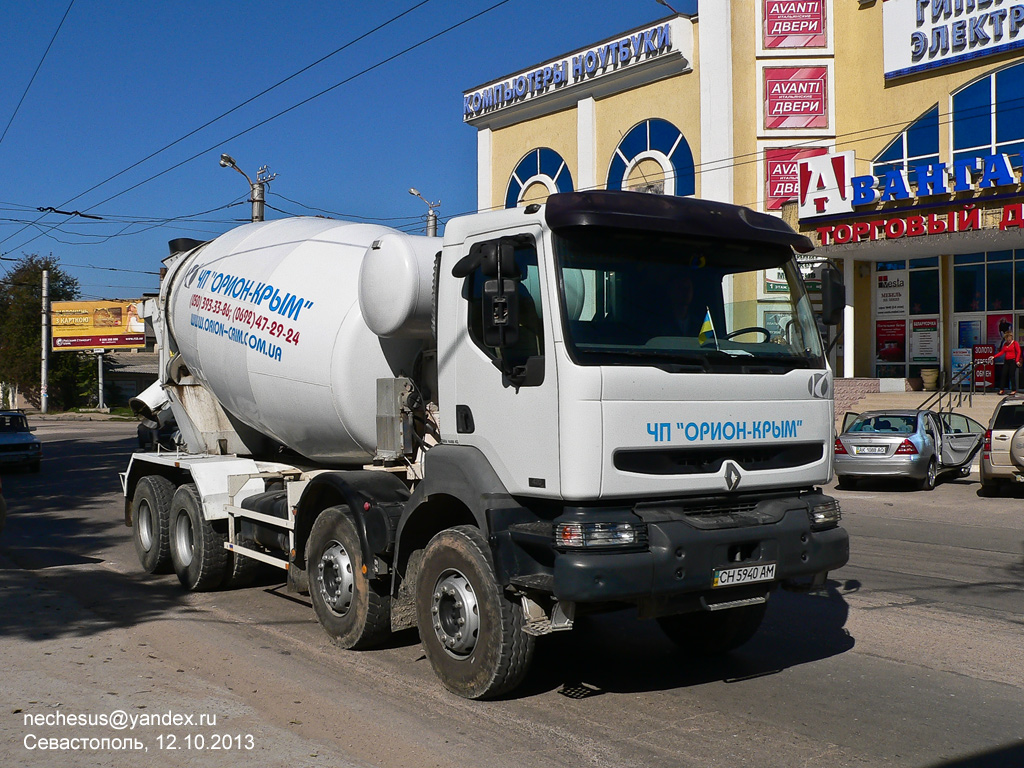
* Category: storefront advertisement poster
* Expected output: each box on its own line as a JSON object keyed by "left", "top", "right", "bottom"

{"left": 763, "top": 66, "right": 829, "bottom": 130}
{"left": 951, "top": 348, "right": 972, "bottom": 378}
{"left": 973, "top": 345, "right": 995, "bottom": 388}
{"left": 909, "top": 318, "right": 939, "bottom": 363}
{"left": 876, "top": 319, "right": 906, "bottom": 364}
{"left": 987, "top": 314, "right": 1013, "bottom": 346}
{"left": 876, "top": 270, "right": 908, "bottom": 317}
{"left": 762, "top": 0, "right": 827, "bottom": 50}
{"left": 957, "top": 319, "right": 981, "bottom": 349}
{"left": 764, "top": 146, "right": 829, "bottom": 211}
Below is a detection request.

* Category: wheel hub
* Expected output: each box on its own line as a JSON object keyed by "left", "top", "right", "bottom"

{"left": 138, "top": 500, "right": 154, "bottom": 551}
{"left": 172, "top": 511, "right": 194, "bottom": 566}
{"left": 431, "top": 570, "right": 479, "bottom": 658}
{"left": 317, "top": 541, "right": 354, "bottom": 616}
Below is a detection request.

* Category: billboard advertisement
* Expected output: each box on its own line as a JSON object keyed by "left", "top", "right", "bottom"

{"left": 761, "top": 0, "right": 828, "bottom": 50}
{"left": 51, "top": 301, "right": 146, "bottom": 351}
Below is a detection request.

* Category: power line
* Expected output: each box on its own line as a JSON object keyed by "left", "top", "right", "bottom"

{"left": 0, "top": 0, "right": 435, "bottom": 254}
{"left": 0, "top": 0, "right": 76, "bottom": 149}
{"left": 0, "top": 0, "right": 514, "bottom": 262}
{"left": 269, "top": 192, "right": 424, "bottom": 222}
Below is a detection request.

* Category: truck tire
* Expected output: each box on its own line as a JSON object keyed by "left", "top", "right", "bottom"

{"left": 222, "top": 537, "right": 264, "bottom": 589}
{"left": 132, "top": 475, "right": 174, "bottom": 574}
{"left": 657, "top": 601, "right": 768, "bottom": 655}
{"left": 168, "top": 483, "right": 228, "bottom": 591}
{"left": 306, "top": 506, "right": 391, "bottom": 650}
{"left": 415, "top": 525, "right": 535, "bottom": 699}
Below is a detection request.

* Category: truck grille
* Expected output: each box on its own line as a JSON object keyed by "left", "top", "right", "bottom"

{"left": 613, "top": 442, "right": 823, "bottom": 475}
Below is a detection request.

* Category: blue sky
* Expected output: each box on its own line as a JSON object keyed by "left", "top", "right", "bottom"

{"left": 0, "top": 0, "right": 693, "bottom": 299}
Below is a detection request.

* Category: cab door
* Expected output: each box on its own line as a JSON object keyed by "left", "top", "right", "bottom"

{"left": 443, "top": 228, "right": 560, "bottom": 497}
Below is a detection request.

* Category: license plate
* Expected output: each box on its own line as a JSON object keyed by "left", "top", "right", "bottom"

{"left": 854, "top": 446, "right": 886, "bottom": 454}
{"left": 713, "top": 563, "right": 776, "bottom": 588}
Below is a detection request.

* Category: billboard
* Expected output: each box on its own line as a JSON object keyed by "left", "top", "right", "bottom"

{"left": 51, "top": 301, "right": 146, "bottom": 351}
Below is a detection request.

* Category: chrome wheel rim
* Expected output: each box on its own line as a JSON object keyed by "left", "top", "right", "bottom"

{"left": 317, "top": 540, "right": 354, "bottom": 616}
{"left": 172, "top": 511, "right": 194, "bottom": 567}
{"left": 137, "top": 500, "right": 154, "bottom": 552}
{"left": 431, "top": 569, "right": 479, "bottom": 658}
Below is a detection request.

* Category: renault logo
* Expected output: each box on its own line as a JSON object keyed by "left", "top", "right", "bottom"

{"left": 809, "top": 372, "right": 829, "bottom": 399}
{"left": 725, "top": 461, "right": 741, "bottom": 491}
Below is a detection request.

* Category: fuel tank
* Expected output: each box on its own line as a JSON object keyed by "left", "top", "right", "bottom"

{"left": 164, "top": 217, "right": 437, "bottom": 464}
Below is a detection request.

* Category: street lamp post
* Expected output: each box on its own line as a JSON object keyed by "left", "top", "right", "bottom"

{"left": 408, "top": 188, "right": 441, "bottom": 237}
{"left": 220, "top": 153, "right": 276, "bottom": 222}
{"left": 655, "top": 0, "right": 680, "bottom": 13}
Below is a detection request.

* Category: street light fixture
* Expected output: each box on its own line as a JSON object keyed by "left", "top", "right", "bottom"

{"left": 409, "top": 187, "right": 441, "bottom": 237}
{"left": 220, "top": 153, "right": 275, "bottom": 222}
{"left": 655, "top": 0, "right": 680, "bottom": 13}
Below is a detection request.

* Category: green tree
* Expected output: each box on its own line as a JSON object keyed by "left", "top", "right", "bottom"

{"left": 0, "top": 253, "right": 91, "bottom": 409}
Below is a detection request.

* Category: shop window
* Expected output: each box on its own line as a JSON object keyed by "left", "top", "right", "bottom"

{"left": 910, "top": 257, "right": 938, "bottom": 268}
{"left": 953, "top": 253, "right": 984, "bottom": 264}
{"left": 607, "top": 118, "right": 695, "bottom": 197}
{"left": 505, "top": 148, "right": 573, "bottom": 209}
{"left": 987, "top": 261, "right": 1013, "bottom": 311}
{"left": 1014, "top": 261, "right": 1024, "bottom": 310}
{"left": 909, "top": 270, "right": 939, "bottom": 315}
{"left": 953, "top": 264, "right": 985, "bottom": 313}
{"left": 876, "top": 261, "right": 905, "bottom": 271}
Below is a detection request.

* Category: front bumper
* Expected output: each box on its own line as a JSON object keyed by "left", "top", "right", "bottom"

{"left": 0, "top": 447, "right": 40, "bottom": 467}
{"left": 498, "top": 491, "right": 848, "bottom": 615}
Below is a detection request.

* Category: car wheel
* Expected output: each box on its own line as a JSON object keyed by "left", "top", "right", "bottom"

{"left": 959, "top": 464, "right": 972, "bottom": 478}
{"left": 919, "top": 458, "right": 937, "bottom": 491}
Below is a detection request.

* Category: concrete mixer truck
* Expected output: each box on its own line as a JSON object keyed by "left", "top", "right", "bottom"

{"left": 121, "top": 190, "right": 849, "bottom": 699}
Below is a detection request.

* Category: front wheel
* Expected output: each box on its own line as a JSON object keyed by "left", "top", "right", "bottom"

{"left": 416, "top": 526, "right": 534, "bottom": 699}
{"left": 168, "top": 483, "right": 228, "bottom": 591}
{"left": 306, "top": 506, "right": 391, "bottom": 649}
{"left": 657, "top": 601, "right": 768, "bottom": 655}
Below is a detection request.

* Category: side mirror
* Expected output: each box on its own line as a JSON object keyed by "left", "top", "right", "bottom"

{"left": 820, "top": 269, "right": 845, "bottom": 326}
{"left": 483, "top": 278, "right": 520, "bottom": 347}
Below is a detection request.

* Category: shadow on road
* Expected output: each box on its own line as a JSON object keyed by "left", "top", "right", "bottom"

{"left": 516, "top": 580, "right": 854, "bottom": 698}
{"left": 927, "top": 740, "right": 1024, "bottom": 767}
{"left": 0, "top": 432, "right": 191, "bottom": 642}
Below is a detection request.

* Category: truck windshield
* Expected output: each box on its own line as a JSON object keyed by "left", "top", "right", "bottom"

{"left": 553, "top": 229, "right": 825, "bottom": 372}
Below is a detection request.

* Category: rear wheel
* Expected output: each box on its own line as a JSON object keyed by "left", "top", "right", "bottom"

{"left": 168, "top": 483, "right": 228, "bottom": 591}
{"left": 657, "top": 601, "right": 768, "bottom": 654}
{"left": 132, "top": 475, "right": 175, "bottom": 574}
{"left": 306, "top": 506, "right": 391, "bottom": 649}
{"left": 919, "top": 458, "right": 938, "bottom": 491}
{"left": 415, "top": 526, "right": 534, "bottom": 699}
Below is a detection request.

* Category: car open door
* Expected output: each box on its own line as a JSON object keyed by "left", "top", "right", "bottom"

{"left": 938, "top": 412, "right": 985, "bottom": 468}
{"left": 841, "top": 412, "right": 860, "bottom": 433}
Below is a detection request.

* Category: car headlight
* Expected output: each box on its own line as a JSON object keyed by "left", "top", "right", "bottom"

{"left": 808, "top": 499, "right": 841, "bottom": 531}
{"left": 554, "top": 522, "right": 648, "bottom": 549}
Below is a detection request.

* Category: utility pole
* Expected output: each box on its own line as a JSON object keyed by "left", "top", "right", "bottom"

{"left": 96, "top": 351, "right": 105, "bottom": 409}
{"left": 220, "top": 154, "right": 276, "bottom": 222}
{"left": 40, "top": 270, "right": 49, "bottom": 414}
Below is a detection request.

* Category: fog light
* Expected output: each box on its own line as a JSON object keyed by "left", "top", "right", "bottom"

{"left": 809, "top": 499, "right": 841, "bottom": 531}
{"left": 554, "top": 522, "right": 647, "bottom": 549}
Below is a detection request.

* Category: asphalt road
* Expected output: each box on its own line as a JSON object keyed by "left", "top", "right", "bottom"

{"left": 0, "top": 421, "right": 1022, "bottom": 768}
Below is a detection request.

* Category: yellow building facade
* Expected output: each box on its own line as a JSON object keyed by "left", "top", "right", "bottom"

{"left": 464, "top": 1, "right": 1024, "bottom": 383}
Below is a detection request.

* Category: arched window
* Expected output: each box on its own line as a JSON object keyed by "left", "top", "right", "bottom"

{"left": 952, "top": 61, "right": 1024, "bottom": 168}
{"left": 505, "top": 148, "right": 574, "bottom": 209}
{"left": 606, "top": 118, "right": 695, "bottom": 197}
{"left": 872, "top": 105, "right": 939, "bottom": 178}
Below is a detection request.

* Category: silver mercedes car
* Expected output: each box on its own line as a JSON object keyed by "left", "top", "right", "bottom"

{"left": 834, "top": 409, "right": 984, "bottom": 491}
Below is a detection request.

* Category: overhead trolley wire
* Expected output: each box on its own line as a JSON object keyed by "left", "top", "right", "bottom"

{"left": 0, "top": 0, "right": 76, "bottom": 150}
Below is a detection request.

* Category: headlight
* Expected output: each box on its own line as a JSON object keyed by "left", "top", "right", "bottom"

{"left": 808, "top": 499, "right": 841, "bottom": 531}
{"left": 554, "top": 522, "right": 647, "bottom": 549}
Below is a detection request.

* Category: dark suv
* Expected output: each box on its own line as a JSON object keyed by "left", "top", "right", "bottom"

{"left": 0, "top": 411, "right": 42, "bottom": 472}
